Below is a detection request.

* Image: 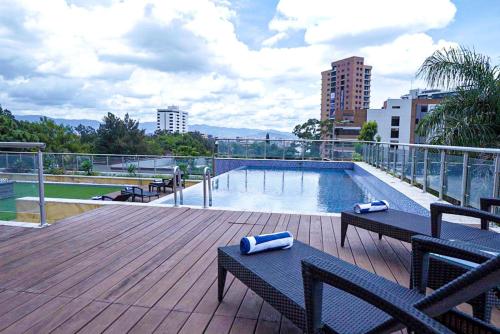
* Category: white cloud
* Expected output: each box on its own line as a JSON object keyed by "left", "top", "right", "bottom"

{"left": 0, "top": 0, "right": 459, "bottom": 132}
{"left": 361, "top": 33, "right": 457, "bottom": 76}
{"left": 270, "top": 0, "right": 456, "bottom": 44}
{"left": 262, "top": 32, "right": 288, "bottom": 47}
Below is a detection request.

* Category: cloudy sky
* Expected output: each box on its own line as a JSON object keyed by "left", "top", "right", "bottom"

{"left": 0, "top": 0, "right": 499, "bottom": 131}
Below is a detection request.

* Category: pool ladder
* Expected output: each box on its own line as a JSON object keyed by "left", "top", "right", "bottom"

{"left": 203, "top": 167, "right": 213, "bottom": 208}
{"left": 172, "top": 166, "right": 183, "bottom": 207}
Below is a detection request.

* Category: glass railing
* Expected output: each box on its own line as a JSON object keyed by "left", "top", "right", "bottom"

{"left": 0, "top": 142, "right": 46, "bottom": 226}
{"left": 215, "top": 138, "right": 500, "bottom": 210}
{"left": 0, "top": 152, "right": 213, "bottom": 180}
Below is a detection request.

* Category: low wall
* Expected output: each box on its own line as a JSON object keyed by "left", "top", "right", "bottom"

{"left": 15, "top": 197, "right": 169, "bottom": 224}
{"left": 214, "top": 158, "right": 353, "bottom": 175}
{"left": 0, "top": 172, "right": 200, "bottom": 188}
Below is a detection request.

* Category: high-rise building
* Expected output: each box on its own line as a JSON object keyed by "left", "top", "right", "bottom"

{"left": 156, "top": 106, "right": 188, "bottom": 133}
{"left": 321, "top": 56, "right": 372, "bottom": 136}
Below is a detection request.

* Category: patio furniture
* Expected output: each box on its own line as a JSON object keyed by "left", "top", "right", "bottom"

{"left": 148, "top": 175, "right": 185, "bottom": 193}
{"left": 94, "top": 193, "right": 132, "bottom": 202}
{"left": 217, "top": 238, "right": 500, "bottom": 334}
{"left": 411, "top": 235, "right": 499, "bottom": 323}
{"left": 121, "top": 186, "right": 160, "bottom": 202}
{"left": 148, "top": 179, "right": 169, "bottom": 193}
{"left": 340, "top": 200, "right": 500, "bottom": 248}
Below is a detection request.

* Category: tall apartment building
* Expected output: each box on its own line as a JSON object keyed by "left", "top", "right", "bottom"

{"left": 321, "top": 56, "right": 372, "bottom": 140}
{"left": 156, "top": 106, "right": 188, "bottom": 133}
{"left": 367, "top": 89, "right": 454, "bottom": 143}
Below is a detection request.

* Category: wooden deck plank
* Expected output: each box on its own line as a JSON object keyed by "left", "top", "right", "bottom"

{"left": 0, "top": 204, "right": 496, "bottom": 334}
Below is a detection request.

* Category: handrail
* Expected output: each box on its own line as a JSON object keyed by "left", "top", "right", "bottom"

{"left": 172, "top": 166, "right": 183, "bottom": 207}
{"left": 203, "top": 167, "right": 212, "bottom": 208}
{"left": 215, "top": 138, "right": 500, "bottom": 154}
{"left": 0, "top": 151, "right": 211, "bottom": 159}
{"left": 0, "top": 142, "right": 46, "bottom": 149}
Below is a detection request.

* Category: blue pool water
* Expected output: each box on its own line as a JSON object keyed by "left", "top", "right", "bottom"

{"left": 157, "top": 166, "right": 428, "bottom": 214}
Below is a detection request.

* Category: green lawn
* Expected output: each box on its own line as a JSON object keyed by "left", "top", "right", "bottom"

{"left": 0, "top": 183, "right": 122, "bottom": 221}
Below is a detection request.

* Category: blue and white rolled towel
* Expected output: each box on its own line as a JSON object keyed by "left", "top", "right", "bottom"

{"left": 354, "top": 200, "right": 389, "bottom": 214}
{"left": 240, "top": 231, "right": 293, "bottom": 255}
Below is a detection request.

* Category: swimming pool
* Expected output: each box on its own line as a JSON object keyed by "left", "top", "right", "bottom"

{"left": 157, "top": 165, "right": 428, "bottom": 215}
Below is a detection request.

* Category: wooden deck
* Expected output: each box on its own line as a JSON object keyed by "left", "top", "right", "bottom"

{"left": 0, "top": 206, "right": 497, "bottom": 333}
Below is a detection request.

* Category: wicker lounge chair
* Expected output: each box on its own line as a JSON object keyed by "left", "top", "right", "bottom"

{"left": 94, "top": 193, "right": 132, "bottom": 202}
{"left": 340, "top": 198, "right": 500, "bottom": 248}
{"left": 218, "top": 237, "right": 500, "bottom": 334}
{"left": 121, "top": 186, "right": 160, "bottom": 202}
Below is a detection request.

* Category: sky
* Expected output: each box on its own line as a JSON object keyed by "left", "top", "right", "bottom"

{"left": 0, "top": 0, "right": 499, "bottom": 131}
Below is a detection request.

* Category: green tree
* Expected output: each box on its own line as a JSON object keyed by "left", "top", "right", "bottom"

{"left": 416, "top": 46, "right": 500, "bottom": 147}
{"left": 95, "top": 113, "right": 149, "bottom": 154}
{"left": 292, "top": 118, "right": 335, "bottom": 140}
{"left": 358, "top": 121, "right": 378, "bottom": 141}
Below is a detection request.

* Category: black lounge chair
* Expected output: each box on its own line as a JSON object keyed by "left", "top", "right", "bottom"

{"left": 121, "top": 186, "right": 160, "bottom": 202}
{"left": 218, "top": 237, "right": 500, "bottom": 334}
{"left": 92, "top": 193, "right": 132, "bottom": 202}
{"left": 340, "top": 198, "right": 500, "bottom": 248}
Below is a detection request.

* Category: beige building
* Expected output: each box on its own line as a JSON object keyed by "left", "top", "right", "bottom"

{"left": 321, "top": 56, "right": 371, "bottom": 140}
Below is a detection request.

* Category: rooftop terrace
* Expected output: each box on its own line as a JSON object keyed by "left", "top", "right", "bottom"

{"left": 0, "top": 205, "right": 498, "bottom": 333}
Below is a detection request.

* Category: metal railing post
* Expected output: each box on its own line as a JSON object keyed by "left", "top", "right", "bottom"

{"left": 400, "top": 147, "right": 406, "bottom": 181}
{"left": 282, "top": 140, "right": 286, "bottom": 160}
{"left": 493, "top": 154, "right": 500, "bottom": 198}
{"left": 203, "top": 167, "right": 212, "bottom": 208}
{"left": 422, "top": 148, "right": 429, "bottom": 192}
{"left": 340, "top": 141, "right": 344, "bottom": 161}
{"left": 172, "top": 166, "right": 179, "bottom": 207}
{"left": 263, "top": 140, "right": 267, "bottom": 159}
{"left": 106, "top": 156, "right": 109, "bottom": 172}
{"left": 438, "top": 150, "right": 446, "bottom": 200}
{"left": 37, "top": 150, "right": 47, "bottom": 227}
{"left": 301, "top": 141, "right": 305, "bottom": 160}
{"left": 461, "top": 152, "right": 469, "bottom": 206}
{"left": 245, "top": 139, "right": 249, "bottom": 159}
{"left": 410, "top": 147, "right": 416, "bottom": 185}
{"left": 153, "top": 158, "right": 157, "bottom": 175}
{"left": 393, "top": 146, "right": 398, "bottom": 174}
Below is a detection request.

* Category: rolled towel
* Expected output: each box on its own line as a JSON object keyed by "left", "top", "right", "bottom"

{"left": 240, "top": 231, "right": 293, "bottom": 255}
{"left": 354, "top": 200, "right": 389, "bottom": 214}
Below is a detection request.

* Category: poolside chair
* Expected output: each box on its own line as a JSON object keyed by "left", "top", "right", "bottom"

{"left": 121, "top": 186, "right": 160, "bottom": 202}
{"left": 218, "top": 236, "right": 500, "bottom": 334}
{"left": 94, "top": 193, "right": 132, "bottom": 202}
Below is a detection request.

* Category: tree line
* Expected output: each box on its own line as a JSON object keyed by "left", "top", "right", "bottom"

{"left": 0, "top": 108, "right": 214, "bottom": 156}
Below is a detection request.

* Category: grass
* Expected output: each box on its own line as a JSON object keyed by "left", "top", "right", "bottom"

{"left": 0, "top": 183, "right": 122, "bottom": 221}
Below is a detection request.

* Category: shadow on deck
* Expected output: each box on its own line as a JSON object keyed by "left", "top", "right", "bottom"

{"left": 0, "top": 205, "right": 497, "bottom": 333}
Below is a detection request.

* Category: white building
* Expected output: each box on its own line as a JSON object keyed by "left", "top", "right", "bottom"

{"left": 156, "top": 106, "right": 188, "bottom": 133}
{"left": 367, "top": 89, "right": 452, "bottom": 143}
{"left": 367, "top": 99, "right": 412, "bottom": 143}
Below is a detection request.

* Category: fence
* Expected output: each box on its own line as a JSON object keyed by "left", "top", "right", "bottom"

{"left": 1, "top": 152, "right": 213, "bottom": 179}
{"left": 0, "top": 142, "right": 46, "bottom": 226}
{"left": 215, "top": 138, "right": 500, "bottom": 209}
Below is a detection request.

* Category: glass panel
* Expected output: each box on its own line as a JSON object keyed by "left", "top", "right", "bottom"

{"left": 0, "top": 152, "right": 40, "bottom": 224}
{"left": 284, "top": 141, "right": 301, "bottom": 159}
{"left": 247, "top": 140, "right": 266, "bottom": 159}
{"left": 426, "top": 149, "right": 441, "bottom": 194}
{"left": 443, "top": 151, "right": 463, "bottom": 204}
{"left": 467, "top": 153, "right": 494, "bottom": 208}
{"left": 414, "top": 148, "right": 425, "bottom": 188}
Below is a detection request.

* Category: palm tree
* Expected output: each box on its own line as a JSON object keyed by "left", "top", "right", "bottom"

{"left": 415, "top": 46, "right": 500, "bottom": 147}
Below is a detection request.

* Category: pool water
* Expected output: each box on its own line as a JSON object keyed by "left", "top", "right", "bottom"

{"left": 159, "top": 166, "right": 381, "bottom": 213}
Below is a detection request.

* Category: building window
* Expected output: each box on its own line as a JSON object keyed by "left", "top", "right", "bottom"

{"left": 391, "top": 129, "right": 399, "bottom": 139}
{"left": 391, "top": 105, "right": 400, "bottom": 109}
{"left": 391, "top": 116, "right": 400, "bottom": 127}
{"left": 421, "top": 105, "right": 428, "bottom": 112}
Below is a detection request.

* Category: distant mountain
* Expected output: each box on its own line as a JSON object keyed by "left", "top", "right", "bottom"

{"left": 13, "top": 114, "right": 295, "bottom": 139}
{"left": 15, "top": 115, "right": 101, "bottom": 129}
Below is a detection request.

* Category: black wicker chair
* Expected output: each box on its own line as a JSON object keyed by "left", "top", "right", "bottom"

{"left": 121, "top": 186, "right": 160, "bottom": 202}
{"left": 95, "top": 193, "right": 132, "bottom": 202}
{"left": 218, "top": 239, "right": 500, "bottom": 334}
